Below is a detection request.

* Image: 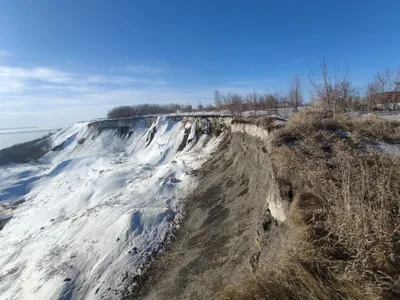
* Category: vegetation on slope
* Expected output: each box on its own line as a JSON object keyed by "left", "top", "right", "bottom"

{"left": 0, "top": 134, "right": 52, "bottom": 166}
{"left": 221, "top": 111, "right": 400, "bottom": 300}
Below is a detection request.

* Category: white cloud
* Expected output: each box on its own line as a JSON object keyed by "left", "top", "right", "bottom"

{"left": 0, "top": 66, "right": 74, "bottom": 85}
{"left": 84, "top": 75, "right": 167, "bottom": 86}
{"left": 38, "top": 84, "right": 95, "bottom": 93}
{"left": 0, "top": 65, "right": 168, "bottom": 95}
{"left": 0, "top": 86, "right": 214, "bottom": 128}
{"left": 0, "top": 61, "right": 292, "bottom": 129}
{"left": 0, "top": 77, "right": 25, "bottom": 93}
{"left": 0, "top": 62, "right": 213, "bottom": 128}
{"left": 0, "top": 49, "right": 11, "bottom": 59}
{"left": 125, "top": 64, "right": 167, "bottom": 74}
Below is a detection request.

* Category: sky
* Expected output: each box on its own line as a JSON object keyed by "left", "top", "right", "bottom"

{"left": 0, "top": 0, "right": 400, "bottom": 128}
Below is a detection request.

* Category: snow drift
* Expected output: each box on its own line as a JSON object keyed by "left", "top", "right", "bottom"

{"left": 0, "top": 116, "right": 222, "bottom": 300}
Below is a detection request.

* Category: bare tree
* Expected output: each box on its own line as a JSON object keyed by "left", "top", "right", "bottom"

{"left": 367, "top": 68, "right": 400, "bottom": 110}
{"left": 336, "top": 75, "right": 356, "bottom": 112}
{"left": 223, "top": 93, "right": 233, "bottom": 114}
{"left": 396, "top": 71, "right": 400, "bottom": 91}
{"left": 183, "top": 104, "right": 193, "bottom": 113}
{"left": 246, "top": 91, "right": 259, "bottom": 116}
{"left": 264, "top": 92, "right": 279, "bottom": 114}
{"left": 310, "top": 60, "right": 334, "bottom": 111}
{"left": 231, "top": 93, "right": 244, "bottom": 115}
{"left": 310, "top": 60, "right": 357, "bottom": 113}
{"left": 214, "top": 89, "right": 223, "bottom": 112}
{"left": 257, "top": 94, "right": 265, "bottom": 111}
{"left": 205, "top": 103, "right": 214, "bottom": 111}
{"left": 222, "top": 93, "right": 243, "bottom": 115}
{"left": 288, "top": 75, "right": 303, "bottom": 112}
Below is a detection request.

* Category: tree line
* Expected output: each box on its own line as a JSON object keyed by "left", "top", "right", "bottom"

{"left": 213, "top": 74, "right": 303, "bottom": 116}
{"left": 107, "top": 61, "right": 400, "bottom": 118}
{"left": 215, "top": 62, "right": 400, "bottom": 115}
{"left": 309, "top": 60, "right": 400, "bottom": 113}
{"left": 107, "top": 104, "right": 194, "bottom": 118}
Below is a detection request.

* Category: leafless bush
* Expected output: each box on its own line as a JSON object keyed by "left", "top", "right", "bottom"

{"left": 310, "top": 60, "right": 358, "bottom": 113}
{"left": 264, "top": 92, "right": 279, "bottom": 113}
{"left": 367, "top": 68, "right": 400, "bottom": 111}
{"left": 216, "top": 89, "right": 290, "bottom": 116}
{"left": 222, "top": 93, "right": 244, "bottom": 115}
{"left": 288, "top": 74, "right": 303, "bottom": 112}
{"left": 214, "top": 89, "right": 223, "bottom": 112}
{"left": 246, "top": 91, "right": 260, "bottom": 116}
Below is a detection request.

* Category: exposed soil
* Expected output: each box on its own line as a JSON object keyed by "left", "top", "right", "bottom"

{"left": 126, "top": 132, "right": 277, "bottom": 300}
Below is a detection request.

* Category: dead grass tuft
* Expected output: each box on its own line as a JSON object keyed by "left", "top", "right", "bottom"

{"left": 351, "top": 117, "right": 400, "bottom": 142}
{"left": 221, "top": 111, "right": 400, "bottom": 300}
{"left": 231, "top": 116, "right": 285, "bottom": 131}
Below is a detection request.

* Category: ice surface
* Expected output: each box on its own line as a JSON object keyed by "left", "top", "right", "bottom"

{"left": 0, "top": 117, "right": 223, "bottom": 300}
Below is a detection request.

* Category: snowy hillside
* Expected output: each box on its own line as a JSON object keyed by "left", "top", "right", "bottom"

{"left": 0, "top": 116, "right": 223, "bottom": 300}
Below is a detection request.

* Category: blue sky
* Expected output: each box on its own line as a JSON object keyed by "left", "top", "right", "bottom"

{"left": 1, "top": 0, "right": 400, "bottom": 127}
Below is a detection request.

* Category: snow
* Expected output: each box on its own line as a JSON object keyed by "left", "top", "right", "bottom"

{"left": 48, "top": 122, "right": 89, "bottom": 149}
{"left": 366, "top": 141, "right": 400, "bottom": 156}
{"left": 335, "top": 130, "right": 351, "bottom": 138}
{"left": 0, "top": 117, "right": 223, "bottom": 300}
{"left": 273, "top": 119, "right": 287, "bottom": 127}
{"left": 187, "top": 119, "right": 197, "bottom": 143}
{"left": 376, "top": 142, "right": 400, "bottom": 156}
{"left": 376, "top": 111, "right": 400, "bottom": 121}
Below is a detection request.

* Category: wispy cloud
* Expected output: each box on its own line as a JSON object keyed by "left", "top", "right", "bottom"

{"left": 0, "top": 62, "right": 210, "bottom": 128}
{"left": 125, "top": 64, "right": 168, "bottom": 74}
{"left": 0, "top": 49, "right": 11, "bottom": 56}
{"left": 84, "top": 75, "right": 167, "bottom": 86}
{"left": 0, "top": 60, "right": 295, "bottom": 129}
{"left": 0, "top": 49, "right": 12, "bottom": 61}
{"left": 0, "top": 77, "right": 25, "bottom": 94}
{"left": 0, "top": 86, "right": 214, "bottom": 128}
{"left": 0, "top": 66, "right": 74, "bottom": 85}
{"left": 0, "top": 65, "right": 167, "bottom": 95}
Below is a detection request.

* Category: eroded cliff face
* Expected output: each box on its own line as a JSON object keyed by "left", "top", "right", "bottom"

{"left": 231, "top": 121, "right": 290, "bottom": 223}
{"left": 126, "top": 118, "right": 289, "bottom": 300}
{"left": 0, "top": 116, "right": 230, "bottom": 300}
{"left": 0, "top": 114, "right": 290, "bottom": 300}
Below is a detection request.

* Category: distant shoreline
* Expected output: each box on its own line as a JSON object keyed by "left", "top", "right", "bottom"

{"left": 0, "top": 127, "right": 38, "bottom": 131}
{"left": 0, "top": 129, "right": 59, "bottom": 135}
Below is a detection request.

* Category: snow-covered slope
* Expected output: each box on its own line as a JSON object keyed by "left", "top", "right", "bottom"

{"left": 0, "top": 116, "right": 222, "bottom": 300}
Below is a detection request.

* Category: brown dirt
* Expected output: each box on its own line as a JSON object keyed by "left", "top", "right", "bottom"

{"left": 125, "top": 132, "right": 278, "bottom": 300}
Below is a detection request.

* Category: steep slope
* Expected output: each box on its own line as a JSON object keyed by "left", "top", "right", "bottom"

{"left": 0, "top": 116, "right": 223, "bottom": 300}
{"left": 133, "top": 112, "right": 400, "bottom": 300}
{"left": 127, "top": 126, "right": 284, "bottom": 299}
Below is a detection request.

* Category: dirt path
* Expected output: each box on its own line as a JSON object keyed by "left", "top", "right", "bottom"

{"left": 125, "top": 132, "right": 275, "bottom": 300}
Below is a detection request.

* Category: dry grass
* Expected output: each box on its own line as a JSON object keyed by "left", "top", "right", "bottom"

{"left": 231, "top": 115, "right": 286, "bottom": 131}
{"left": 351, "top": 116, "right": 400, "bottom": 142}
{"left": 276, "top": 110, "right": 400, "bottom": 144}
{"left": 220, "top": 111, "right": 400, "bottom": 300}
